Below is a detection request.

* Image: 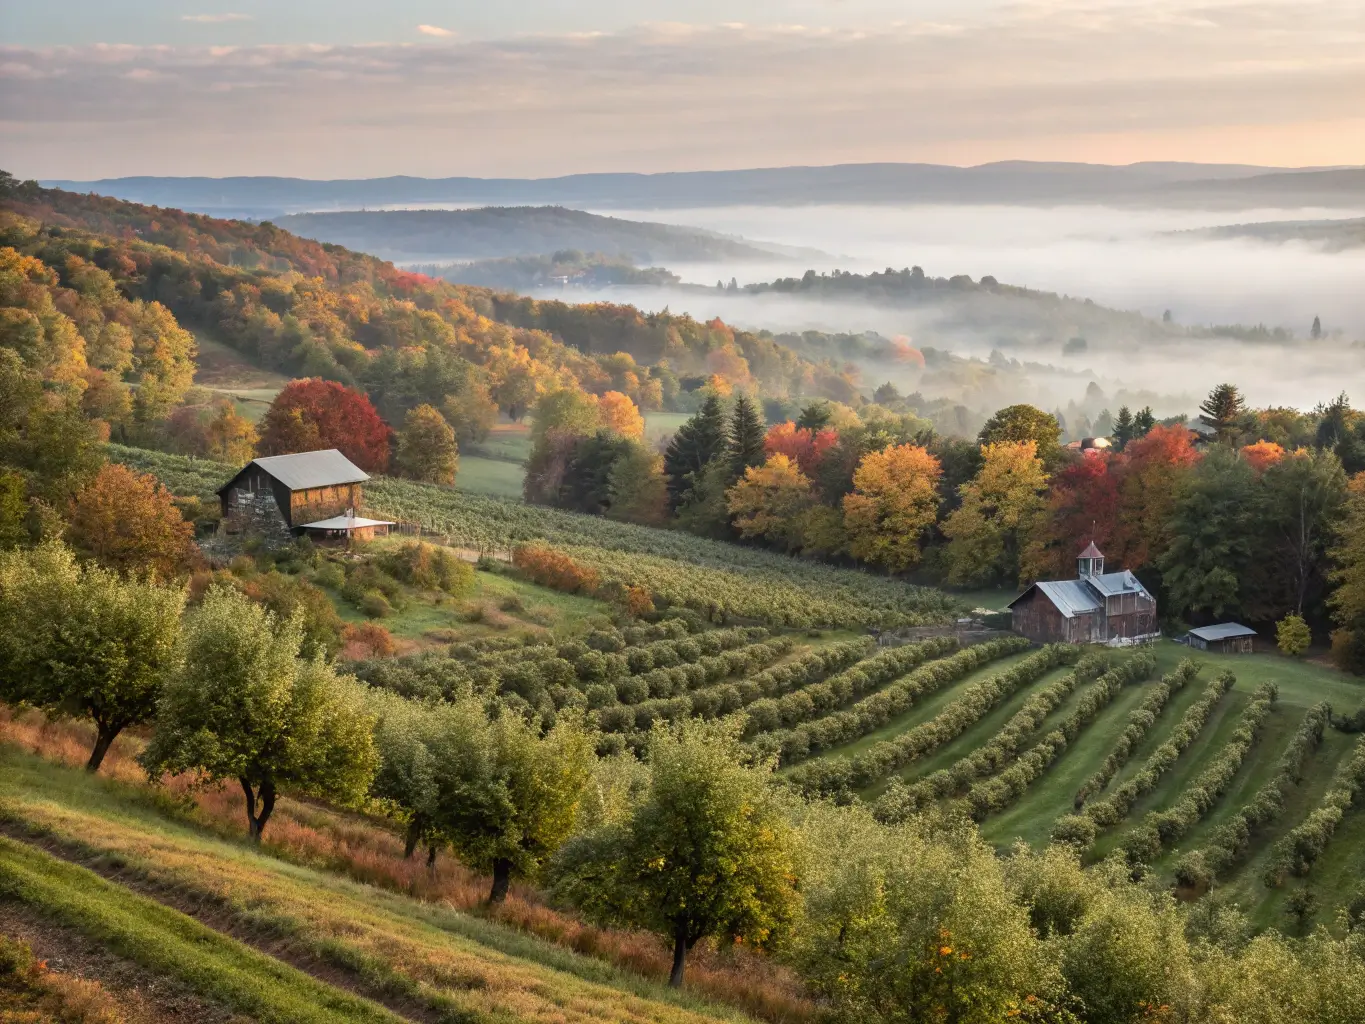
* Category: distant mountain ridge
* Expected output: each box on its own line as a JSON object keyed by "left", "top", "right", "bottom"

{"left": 275, "top": 206, "right": 791, "bottom": 262}
{"left": 42, "top": 161, "right": 1364, "bottom": 217}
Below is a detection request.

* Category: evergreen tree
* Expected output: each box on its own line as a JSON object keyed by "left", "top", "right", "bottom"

{"left": 727, "top": 394, "right": 766, "bottom": 482}
{"left": 1112, "top": 406, "right": 1136, "bottom": 450}
{"left": 1311, "top": 316, "right": 1323, "bottom": 340}
{"left": 662, "top": 394, "right": 726, "bottom": 511}
{"left": 1199, "top": 383, "right": 1248, "bottom": 445}
{"left": 1134, "top": 406, "right": 1156, "bottom": 437}
{"left": 796, "top": 401, "right": 832, "bottom": 432}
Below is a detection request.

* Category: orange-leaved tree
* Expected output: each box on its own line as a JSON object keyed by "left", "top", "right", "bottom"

{"left": 842, "top": 443, "right": 942, "bottom": 572}
{"left": 764, "top": 421, "right": 839, "bottom": 476}
{"left": 1022, "top": 452, "right": 1122, "bottom": 582}
{"left": 598, "top": 390, "right": 644, "bottom": 439}
{"left": 1241, "top": 440, "right": 1287, "bottom": 474}
{"left": 726, "top": 453, "right": 816, "bottom": 551}
{"left": 258, "top": 378, "right": 391, "bottom": 472}
{"left": 68, "top": 463, "right": 199, "bottom": 579}
{"left": 1117, "top": 424, "right": 1201, "bottom": 571}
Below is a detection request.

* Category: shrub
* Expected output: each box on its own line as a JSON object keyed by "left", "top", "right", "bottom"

{"left": 512, "top": 543, "right": 602, "bottom": 595}
{"left": 1276, "top": 614, "right": 1311, "bottom": 656}
{"left": 360, "top": 590, "right": 394, "bottom": 618}
{"left": 380, "top": 541, "right": 475, "bottom": 596}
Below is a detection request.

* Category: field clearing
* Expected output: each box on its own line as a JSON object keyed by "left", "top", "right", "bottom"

{"left": 457, "top": 455, "right": 528, "bottom": 498}
{"left": 0, "top": 747, "right": 763, "bottom": 1024}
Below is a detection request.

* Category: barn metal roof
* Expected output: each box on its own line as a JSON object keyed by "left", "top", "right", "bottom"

{"left": 218, "top": 449, "right": 369, "bottom": 493}
{"left": 1012, "top": 580, "right": 1104, "bottom": 618}
{"left": 298, "top": 514, "right": 395, "bottom": 531}
{"left": 1188, "top": 623, "right": 1258, "bottom": 641}
{"left": 1088, "top": 570, "right": 1151, "bottom": 599}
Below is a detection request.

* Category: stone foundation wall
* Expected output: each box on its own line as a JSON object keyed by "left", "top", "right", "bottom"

{"left": 221, "top": 487, "right": 293, "bottom": 549}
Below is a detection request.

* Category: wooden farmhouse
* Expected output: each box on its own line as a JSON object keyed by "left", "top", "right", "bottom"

{"left": 1007, "top": 542, "right": 1159, "bottom": 645}
{"left": 217, "top": 449, "right": 393, "bottom": 545}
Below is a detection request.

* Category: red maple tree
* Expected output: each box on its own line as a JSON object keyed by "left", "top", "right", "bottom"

{"left": 257, "top": 378, "right": 392, "bottom": 472}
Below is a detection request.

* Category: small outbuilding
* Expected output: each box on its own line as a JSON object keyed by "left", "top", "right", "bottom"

{"left": 217, "top": 449, "right": 371, "bottom": 544}
{"left": 1187, "top": 623, "right": 1257, "bottom": 654}
{"left": 298, "top": 512, "right": 395, "bottom": 545}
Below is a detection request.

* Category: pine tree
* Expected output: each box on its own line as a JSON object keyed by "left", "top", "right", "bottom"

{"left": 1112, "top": 406, "right": 1135, "bottom": 451}
{"left": 1199, "top": 383, "right": 1247, "bottom": 445}
{"left": 727, "top": 395, "right": 766, "bottom": 482}
{"left": 663, "top": 394, "right": 727, "bottom": 512}
{"left": 796, "top": 402, "right": 832, "bottom": 432}
{"left": 1311, "top": 316, "right": 1323, "bottom": 340}
{"left": 1134, "top": 406, "right": 1156, "bottom": 437}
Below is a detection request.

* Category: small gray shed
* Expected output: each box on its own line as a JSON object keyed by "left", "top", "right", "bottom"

{"left": 1187, "top": 623, "right": 1257, "bottom": 654}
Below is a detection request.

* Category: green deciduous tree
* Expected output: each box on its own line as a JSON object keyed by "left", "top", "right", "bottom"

{"left": 394, "top": 403, "right": 459, "bottom": 484}
{"left": 1160, "top": 445, "right": 1260, "bottom": 621}
{"left": 441, "top": 706, "right": 596, "bottom": 903}
{"left": 0, "top": 543, "right": 185, "bottom": 771}
{"left": 977, "top": 404, "right": 1062, "bottom": 462}
{"left": 141, "top": 586, "right": 377, "bottom": 841}
{"left": 552, "top": 720, "right": 799, "bottom": 987}
{"left": 1277, "top": 614, "right": 1311, "bottom": 656}
{"left": 1260, "top": 447, "right": 1348, "bottom": 617}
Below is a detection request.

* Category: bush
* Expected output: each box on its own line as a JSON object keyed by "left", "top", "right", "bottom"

{"left": 360, "top": 589, "right": 394, "bottom": 618}
{"left": 1277, "top": 614, "right": 1311, "bottom": 656}
{"left": 512, "top": 543, "right": 602, "bottom": 595}
{"left": 380, "top": 541, "right": 476, "bottom": 596}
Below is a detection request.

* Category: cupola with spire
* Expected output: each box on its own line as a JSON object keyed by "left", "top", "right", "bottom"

{"left": 1077, "top": 541, "right": 1105, "bottom": 579}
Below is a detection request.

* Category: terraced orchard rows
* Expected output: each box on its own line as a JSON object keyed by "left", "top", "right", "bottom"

{"left": 791, "top": 642, "right": 1365, "bottom": 931}
{"left": 110, "top": 445, "right": 960, "bottom": 629}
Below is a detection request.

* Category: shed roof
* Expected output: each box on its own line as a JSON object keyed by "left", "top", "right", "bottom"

{"left": 298, "top": 514, "right": 395, "bottom": 531}
{"left": 1188, "top": 623, "right": 1257, "bottom": 642}
{"left": 1078, "top": 541, "right": 1104, "bottom": 559}
{"left": 1008, "top": 580, "right": 1103, "bottom": 618}
{"left": 218, "top": 449, "right": 369, "bottom": 493}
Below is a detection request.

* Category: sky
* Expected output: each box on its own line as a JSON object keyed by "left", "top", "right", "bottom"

{"left": 2, "top": 1, "right": 1364, "bottom": 179}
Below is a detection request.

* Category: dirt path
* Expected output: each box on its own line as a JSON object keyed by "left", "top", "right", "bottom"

{"left": 1, "top": 902, "right": 253, "bottom": 1024}
{"left": 0, "top": 826, "right": 439, "bottom": 1024}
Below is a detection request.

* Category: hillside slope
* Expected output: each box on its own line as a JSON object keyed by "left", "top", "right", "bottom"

{"left": 277, "top": 207, "right": 785, "bottom": 262}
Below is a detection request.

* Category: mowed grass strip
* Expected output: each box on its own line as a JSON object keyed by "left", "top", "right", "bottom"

{"left": 0, "top": 749, "right": 754, "bottom": 1024}
{"left": 0, "top": 835, "right": 403, "bottom": 1024}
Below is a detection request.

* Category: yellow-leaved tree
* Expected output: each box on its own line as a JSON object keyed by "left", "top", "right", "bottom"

{"left": 842, "top": 443, "right": 942, "bottom": 572}
{"left": 943, "top": 440, "right": 1048, "bottom": 586}
{"left": 598, "top": 390, "right": 644, "bottom": 439}
{"left": 726, "top": 453, "right": 816, "bottom": 551}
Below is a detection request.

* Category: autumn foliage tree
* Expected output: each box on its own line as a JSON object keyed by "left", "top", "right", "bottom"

{"left": 842, "top": 443, "right": 942, "bottom": 572}
{"left": 726, "top": 453, "right": 816, "bottom": 551}
{"left": 764, "top": 421, "right": 839, "bottom": 476}
{"left": 68, "top": 463, "right": 199, "bottom": 579}
{"left": 1117, "top": 424, "right": 1201, "bottom": 571}
{"left": 943, "top": 441, "right": 1047, "bottom": 585}
{"left": 258, "top": 378, "right": 391, "bottom": 472}
{"left": 1022, "top": 454, "right": 1121, "bottom": 582}
{"left": 598, "top": 390, "right": 644, "bottom": 439}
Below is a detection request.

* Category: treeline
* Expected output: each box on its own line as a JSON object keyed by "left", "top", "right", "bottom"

{"left": 524, "top": 375, "right": 1365, "bottom": 672}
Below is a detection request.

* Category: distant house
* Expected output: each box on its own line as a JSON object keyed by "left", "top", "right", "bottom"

{"left": 1007, "top": 542, "right": 1159, "bottom": 645}
{"left": 1187, "top": 623, "right": 1257, "bottom": 654}
{"left": 217, "top": 450, "right": 390, "bottom": 544}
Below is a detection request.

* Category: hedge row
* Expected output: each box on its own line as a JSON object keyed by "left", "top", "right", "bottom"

{"left": 1118, "top": 682, "right": 1277, "bottom": 866}
{"left": 602, "top": 636, "right": 872, "bottom": 737}
{"left": 1056, "top": 670, "right": 1236, "bottom": 841}
{"left": 1073, "top": 659, "right": 1203, "bottom": 809}
{"left": 785, "top": 643, "right": 1074, "bottom": 800}
{"left": 965, "top": 653, "right": 1157, "bottom": 821}
{"left": 590, "top": 638, "right": 798, "bottom": 732}
{"left": 1172, "top": 701, "right": 1331, "bottom": 890}
{"left": 740, "top": 637, "right": 960, "bottom": 744}
{"left": 1262, "top": 732, "right": 1365, "bottom": 886}
{"left": 760, "top": 637, "right": 1033, "bottom": 769}
{"left": 872, "top": 652, "right": 1111, "bottom": 822}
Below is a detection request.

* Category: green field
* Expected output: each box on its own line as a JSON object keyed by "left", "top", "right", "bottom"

{"left": 457, "top": 454, "right": 527, "bottom": 498}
